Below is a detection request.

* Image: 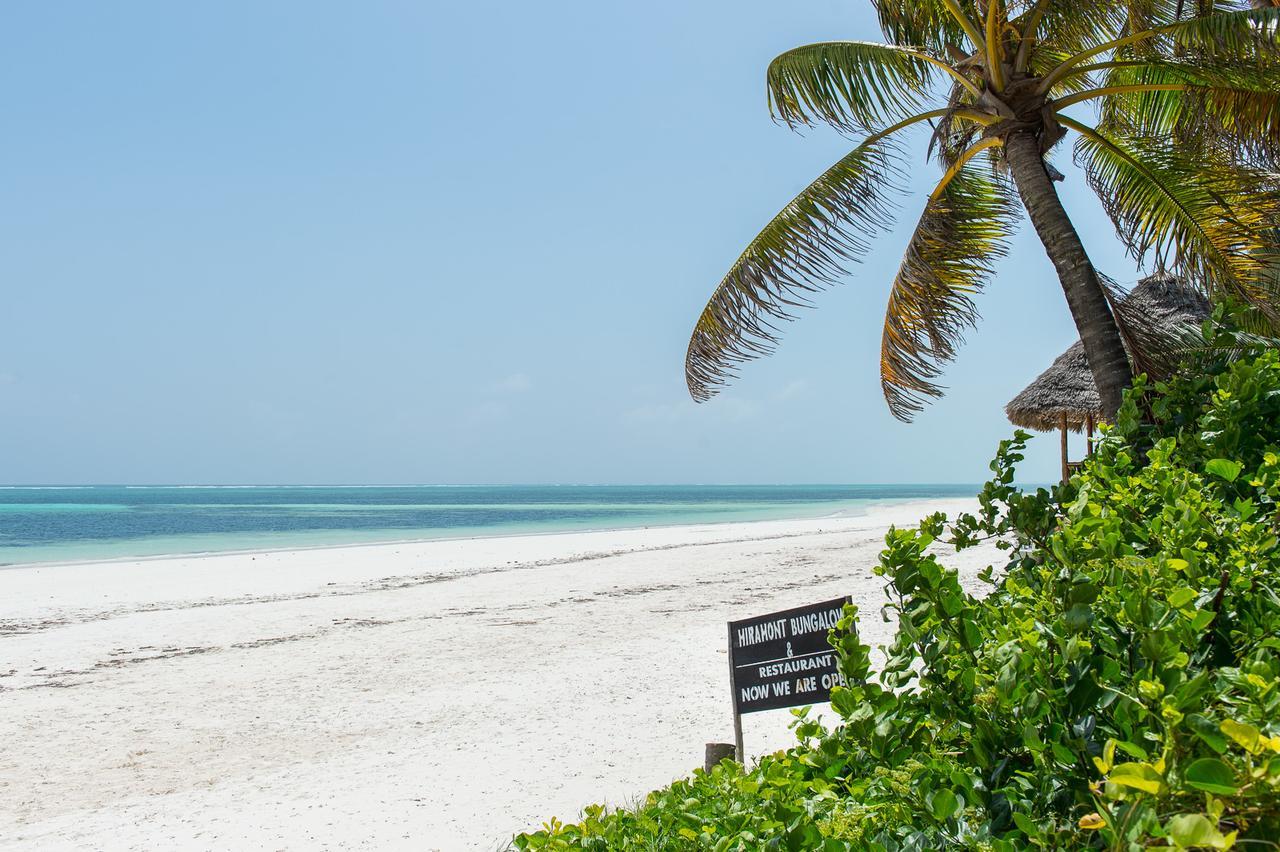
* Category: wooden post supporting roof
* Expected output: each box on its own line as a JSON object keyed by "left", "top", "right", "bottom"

{"left": 1060, "top": 413, "right": 1070, "bottom": 483}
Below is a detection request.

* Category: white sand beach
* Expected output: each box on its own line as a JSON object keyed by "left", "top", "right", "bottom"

{"left": 0, "top": 499, "right": 1000, "bottom": 851}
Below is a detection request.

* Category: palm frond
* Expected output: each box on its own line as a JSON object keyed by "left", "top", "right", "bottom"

{"left": 1088, "top": 57, "right": 1280, "bottom": 146}
{"left": 1013, "top": 0, "right": 1210, "bottom": 74}
{"left": 880, "top": 158, "right": 1018, "bottom": 419}
{"left": 1159, "top": 321, "right": 1280, "bottom": 361}
{"left": 1162, "top": 4, "right": 1280, "bottom": 56}
{"left": 1062, "top": 60, "right": 1280, "bottom": 173}
{"left": 1025, "top": 44, "right": 1099, "bottom": 92}
{"left": 1135, "top": 87, "right": 1280, "bottom": 163}
{"left": 1068, "top": 117, "right": 1280, "bottom": 303}
{"left": 871, "top": 0, "right": 971, "bottom": 54}
{"left": 1041, "top": 6, "right": 1280, "bottom": 91}
{"left": 766, "top": 42, "right": 940, "bottom": 133}
{"left": 985, "top": 0, "right": 1009, "bottom": 91}
{"left": 1235, "top": 245, "right": 1280, "bottom": 332}
{"left": 1089, "top": 54, "right": 1280, "bottom": 91}
{"left": 927, "top": 82, "right": 997, "bottom": 165}
{"left": 1023, "top": 0, "right": 1132, "bottom": 59}
{"left": 1101, "top": 271, "right": 1187, "bottom": 379}
{"left": 1113, "top": 0, "right": 1184, "bottom": 34}
{"left": 685, "top": 136, "right": 907, "bottom": 402}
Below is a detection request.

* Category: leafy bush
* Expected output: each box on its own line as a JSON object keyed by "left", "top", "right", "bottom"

{"left": 515, "top": 350, "right": 1280, "bottom": 851}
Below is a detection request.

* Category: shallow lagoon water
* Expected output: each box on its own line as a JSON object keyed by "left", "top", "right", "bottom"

{"left": 0, "top": 484, "right": 979, "bottom": 565}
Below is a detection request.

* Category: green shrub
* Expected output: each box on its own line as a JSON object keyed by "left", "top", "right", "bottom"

{"left": 515, "top": 350, "right": 1280, "bottom": 851}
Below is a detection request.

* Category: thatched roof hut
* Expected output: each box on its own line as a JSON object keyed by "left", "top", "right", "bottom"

{"left": 1005, "top": 341, "right": 1101, "bottom": 434}
{"left": 1005, "top": 273, "right": 1210, "bottom": 478}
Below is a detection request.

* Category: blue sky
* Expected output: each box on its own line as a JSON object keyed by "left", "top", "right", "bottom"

{"left": 0, "top": 2, "right": 1144, "bottom": 485}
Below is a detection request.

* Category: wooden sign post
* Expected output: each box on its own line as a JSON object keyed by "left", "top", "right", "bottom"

{"left": 727, "top": 596, "right": 853, "bottom": 760}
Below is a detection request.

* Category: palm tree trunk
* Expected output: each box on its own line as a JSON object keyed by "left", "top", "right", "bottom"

{"left": 1003, "top": 130, "right": 1132, "bottom": 420}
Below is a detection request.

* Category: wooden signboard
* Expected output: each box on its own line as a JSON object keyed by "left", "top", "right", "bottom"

{"left": 727, "top": 596, "right": 853, "bottom": 758}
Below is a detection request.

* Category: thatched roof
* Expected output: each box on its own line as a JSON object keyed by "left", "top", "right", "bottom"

{"left": 1005, "top": 274, "right": 1210, "bottom": 433}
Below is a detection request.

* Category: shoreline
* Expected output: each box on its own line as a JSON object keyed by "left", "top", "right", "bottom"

{"left": 0, "top": 481, "right": 988, "bottom": 568}
{"left": 0, "top": 497, "right": 998, "bottom": 850}
{"left": 0, "top": 496, "right": 926, "bottom": 572}
{"left": 0, "top": 491, "right": 977, "bottom": 570}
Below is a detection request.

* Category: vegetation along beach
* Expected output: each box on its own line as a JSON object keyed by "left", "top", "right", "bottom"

{"left": 7, "top": 0, "right": 1280, "bottom": 849}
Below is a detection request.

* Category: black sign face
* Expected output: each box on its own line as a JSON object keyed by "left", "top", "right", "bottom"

{"left": 729, "top": 596, "right": 852, "bottom": 715}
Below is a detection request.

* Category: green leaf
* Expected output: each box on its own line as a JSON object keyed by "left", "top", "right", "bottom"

{"left": 1168, "top": 587, "right": 1197, "bottom": 609}
{"left": 1183, "top": 758, "right": 1238, "bottom": 795}
{"left": 1023, "top": 724, "right": 1045, "bottom": 753}
{"left": 1011, "top": 811, "right": 1040, "bottom": 838}
{"left": 1115, "top": 740, "right": 1149, "bottom": 761}
{"left": 1221, "top": 719, "right": 1263, "bottom": 753}
{"left": 1093, "top": 739, "right": 1118, "bottom": 774}
{"left": 1108, "top": 762, "right": 1164, "bottom": 794}
{"left": 1190, "top": 609, "right": 1217, "bottom": 631}
{"left": 1051, "top": 742, "right": 1077, "bottom": 765}
{"left": 1165, "top": 813, "right": 1231, "bottom": 849}
{"left": 1188, "top": 715, "right": 1229, "bottom": 753}
{"left": 1205, "top": 458, "right": 1243, "bottom": 481}
{"left": 928, "top": 788, "right": 960, "bottom": 821}
{"left": 1064, "top": 602, "right": 1094, "bottom": 631}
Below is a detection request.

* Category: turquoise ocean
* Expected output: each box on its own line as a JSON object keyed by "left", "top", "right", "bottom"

{"left": 0, "top": 484, "right": 977, "bottom": 566}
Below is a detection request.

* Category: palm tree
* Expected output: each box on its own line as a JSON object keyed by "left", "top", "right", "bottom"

{"left": 685, "top": 1, "right": 1280, "bottom": 421}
